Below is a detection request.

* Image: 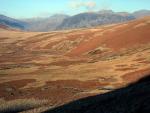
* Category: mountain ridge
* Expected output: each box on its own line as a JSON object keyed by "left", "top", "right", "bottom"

{"left": 0, "top": 10, "right": 150, "bottom": 31}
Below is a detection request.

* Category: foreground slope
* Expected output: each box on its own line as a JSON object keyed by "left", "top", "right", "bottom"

{"left": 44, "top": 75, "right": 150, "bottom": 113}
{"left": 0, "top": 17, "right": 150, "bottom": 112}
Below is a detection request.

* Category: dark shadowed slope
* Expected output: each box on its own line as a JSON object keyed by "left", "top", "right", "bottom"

{"left": 44, "top": 75, "right": 150, "bottom": 113}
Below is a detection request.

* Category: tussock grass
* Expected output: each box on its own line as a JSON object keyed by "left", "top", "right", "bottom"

{"left": 0, "top": 98, "right": 48, "bottom": 113}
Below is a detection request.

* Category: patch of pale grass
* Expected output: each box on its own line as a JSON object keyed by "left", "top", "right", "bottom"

{"left": 0, "top": 98, "right": 48, "bottom": 113}
{"left": 20, "top": 105, "right": 53, "bottom": 113}
{"left": 134, "top": 23, "right": 147, "bottom": 28}
{"left": 0, "top": 66, "right": 38, "bottom": 75}
{"left": 146, "top": 20, "right": 150, "bottom": 24}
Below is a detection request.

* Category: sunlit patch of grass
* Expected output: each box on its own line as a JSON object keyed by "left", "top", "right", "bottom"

{"left": 146, "top": 56, "right": 150, "bottom": 62}
{"left": 0, "top": 66, "right": 38, "bottom": 75}
{"left": 0, "top": 98, "right": 48, "bottom": 113}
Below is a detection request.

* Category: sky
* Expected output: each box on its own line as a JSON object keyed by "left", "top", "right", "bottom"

{"left": 0, "top": 0, "right": 150, "bottom": 19}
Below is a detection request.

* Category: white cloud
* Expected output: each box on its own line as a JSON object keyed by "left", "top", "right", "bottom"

{"left": 69, "top": 0, "right": 96, "bottom": 10}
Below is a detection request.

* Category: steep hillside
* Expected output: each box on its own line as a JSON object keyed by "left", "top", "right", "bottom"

{"left": 0, "top": 15, "right": 28, "bottom": 30}
{"left": 66, "top": 17, "right": 150, "bottom": 56}
{"left": 0, "top": 24, "right": 20, "bottom": 31}
{"left": 0, "top": 24, "right": 9, "bottom": 30}
{"left": 24, "top": 14, "right": 69, "bottom": 32}
{"left": 57, "top": 12, "right": 135, "bottom": 30}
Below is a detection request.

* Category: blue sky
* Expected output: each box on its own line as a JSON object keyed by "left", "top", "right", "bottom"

{"left": 0, "top": 0, "right": 150, "bottom": 18}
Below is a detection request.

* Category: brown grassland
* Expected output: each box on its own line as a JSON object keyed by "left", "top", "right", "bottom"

{"left": 0, "top": 17, "right": 150, "bottom": 112}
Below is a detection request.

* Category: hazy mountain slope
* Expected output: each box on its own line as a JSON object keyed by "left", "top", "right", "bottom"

{"left": 24, "top": 14, "right": 69, "bottom": 31}
{"left": 133, "top": 10, "right": 150, "bottom": 18}
{"left": 0, "top": 24, "right": 17, "bottom": 31}
{"left": 1, "top": 10, "right": 150, "bottom": 31}
{"left": 0, "top": 24, "right": 9, "bottom": 30}
{"left": 57, "top": 12, "right": 135, "bottom": 30}
{"left": 0, "top": 15, "right": 28, "bottom": 30}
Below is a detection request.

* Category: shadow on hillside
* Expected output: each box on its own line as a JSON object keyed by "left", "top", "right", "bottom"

{"left": 43, "top": 75, "right": 150, "bottom": 113}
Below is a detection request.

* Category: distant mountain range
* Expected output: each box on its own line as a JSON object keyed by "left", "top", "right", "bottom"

{"left": 0, "top": 10, "right": 150, "bottom": 31}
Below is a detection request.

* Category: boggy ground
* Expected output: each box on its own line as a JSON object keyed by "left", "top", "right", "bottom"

{"left": 0, "top": 17, "right": 150, "bottom": 112}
